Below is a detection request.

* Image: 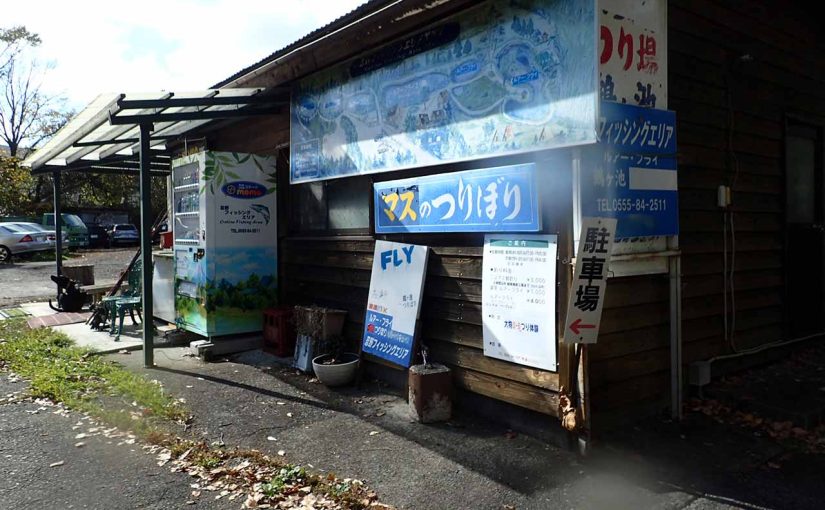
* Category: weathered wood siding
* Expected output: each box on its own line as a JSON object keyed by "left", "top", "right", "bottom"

{"left": 279, "top": 155, "right": 574, "bottom": 417}
{"left": 591, "top": 0, "right": 821, "bottom": 418}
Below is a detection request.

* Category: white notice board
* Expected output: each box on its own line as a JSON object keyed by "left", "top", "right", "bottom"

{"left": 361, "top": 240, "right": 429, "bottom": 368}
{"left": 482, "top": 234, "right": 558, "bottom": 372}
{"left": 565, "top": 217, "right": 617, "bottom": 344}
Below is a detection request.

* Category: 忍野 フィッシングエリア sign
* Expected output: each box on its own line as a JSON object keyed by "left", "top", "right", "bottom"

{"left": 361, "top": 240, "right": 429, "bottom": 368}
{"left": 564, "top": 217, "right": 617, "bottom": 344}
{"left": 581, "top": 102, "right": 677, "bottom": 238}
{"left": 290, "top": 0, "right": 598, "bottom": 183}
{"left": 374, "top": 163, "right": 540, "bottom": 233}
{"left": 482, "top": 234, "right": 558, "bottom": 371}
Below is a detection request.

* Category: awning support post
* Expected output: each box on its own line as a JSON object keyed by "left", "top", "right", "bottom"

{"left": 139, "top": 122, "right": 154, "bottom": 368}
{"left": 52, "top": 170, "right": 63, "bottom": 277}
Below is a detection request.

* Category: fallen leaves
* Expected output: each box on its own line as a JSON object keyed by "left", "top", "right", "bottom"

{"left": 686, "top": 398, "right": 825, "bottom": 455}
{"left": 142, "top": 439, "right": 390, "bottom": 510}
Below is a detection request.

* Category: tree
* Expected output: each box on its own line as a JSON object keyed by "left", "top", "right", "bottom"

{"left": 0, "top": 156, "right": 32, "bottom": 215}
{"left": 0, "top": 25, "right": 65, "bottom": 157}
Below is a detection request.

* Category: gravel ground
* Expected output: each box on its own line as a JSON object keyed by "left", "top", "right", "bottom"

{"left": 0, "top": 248, "right": 136, "bottom": 307}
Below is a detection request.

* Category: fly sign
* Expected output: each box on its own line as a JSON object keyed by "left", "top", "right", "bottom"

{"left": 564, "top": 217, "right": 617, "bottom": 344}
{"left": 361, "top": 240, "right": 429, "bottom": 367}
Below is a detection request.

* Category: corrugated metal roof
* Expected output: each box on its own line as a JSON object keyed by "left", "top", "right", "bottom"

{"left": 212, "top": 0, "right": 399, "bottom": 88}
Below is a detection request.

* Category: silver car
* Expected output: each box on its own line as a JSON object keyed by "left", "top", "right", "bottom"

{"left": 10, "top": 222, "right": 63, "bottom": 247}
{"left": 0, "top": 222, "right": 54, "bottom": 262}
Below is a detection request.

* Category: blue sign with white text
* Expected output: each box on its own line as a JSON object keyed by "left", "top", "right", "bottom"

{"left": 374, "top": 164, "right": 540, "bottom": 233}
{"left": 362, "top": 310, "right": 415, "bottom": 367}
{"left": 581, "top": 102, "right": 678, "bottom": 239}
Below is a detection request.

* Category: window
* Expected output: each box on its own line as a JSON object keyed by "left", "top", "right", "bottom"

{"left": 289, "top": 176, "right": 371, "bottom": 234}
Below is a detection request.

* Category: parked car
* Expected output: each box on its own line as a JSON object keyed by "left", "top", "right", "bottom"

{"left": 107, "top": 223, "right": 140, "bottom": 246}
{"left": 42, "top": 213, "right": 89, "bottom": 248}
{"left": 0, "top": 222, "right": 53, "bottom": 262}
{"left": 86, "top": 224, "right": 110, "bottom": 248}
{"left": 9, "top": 222, "right": 62, "bottom": 247}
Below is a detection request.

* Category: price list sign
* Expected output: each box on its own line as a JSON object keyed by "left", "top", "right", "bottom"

{"left": 482, "top": 234, "right": 558, "bottom": 372}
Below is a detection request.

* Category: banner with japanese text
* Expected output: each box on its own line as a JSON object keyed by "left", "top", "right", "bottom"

{"left": 361, "top": 241, "right": 429, "bottom": 368}
{"left": 482, "top": 234, "right": 558, "bottom": 371}
{"left": 599, "top": 0, "right": 667, "bottom": 108}
{"left": 290, "top": 0, "right": 598, "bottom": 183}
{"left": 374, "top": 164, "right": 540, "bottom": 233}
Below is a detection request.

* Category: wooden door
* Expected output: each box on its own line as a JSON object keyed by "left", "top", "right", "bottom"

{"left": 785, "top": 122, "right": 824, "bottom": 336}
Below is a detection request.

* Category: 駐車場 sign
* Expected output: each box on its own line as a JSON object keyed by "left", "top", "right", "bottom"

{"left": 374, "top": 164, "right": 540, "bottom": 233}
{"left": 290, "top": 0, "right": 598, "bottom": 183}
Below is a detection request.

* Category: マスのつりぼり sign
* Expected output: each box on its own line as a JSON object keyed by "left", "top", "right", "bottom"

{"left": 482, "top": 234, "right": 558, "bottom": 371}
{"left": 361, "top": 240, "right": 429, "bottom": 367}
{"left": 564, "top": 217, "right": 617, "bottom": 344}
{"left": 374, "top": 164, "right": 541, "bottom": 233}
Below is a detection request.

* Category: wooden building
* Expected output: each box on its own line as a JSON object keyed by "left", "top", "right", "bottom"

{"left": 188, "top": 0, "right": 825, "bottom": 436}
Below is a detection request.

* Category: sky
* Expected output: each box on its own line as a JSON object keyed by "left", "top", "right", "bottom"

{"left": 3, "top": 0, "right": 366, "bottom": 111}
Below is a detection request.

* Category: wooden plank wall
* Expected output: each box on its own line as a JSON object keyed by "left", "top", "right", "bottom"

{"left": 591, "top": 0, "right": 825, "bottom": 420}
{"left": 280, "top": 237, "right": 563, "bottom": 416}
{"left": 279, "top": 154, "right": 574, "bottom": 418}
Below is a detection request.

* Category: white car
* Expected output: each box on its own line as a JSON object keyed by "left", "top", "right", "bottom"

{"left": 0, "top": 222, "right": 54, "bottom": 262}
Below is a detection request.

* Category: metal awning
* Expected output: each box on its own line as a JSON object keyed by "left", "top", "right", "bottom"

{"left": 23, "top": 88, "right": 287, "bottom": 175}
{"left": 23, "top": 87, "right": 287, "bottom": 369}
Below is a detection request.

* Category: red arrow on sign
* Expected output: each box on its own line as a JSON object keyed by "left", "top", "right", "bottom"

{"left": 569, "top": 318, "right": 596, "bottom": 335}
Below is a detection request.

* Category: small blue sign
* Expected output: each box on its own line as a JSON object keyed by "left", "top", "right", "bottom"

{"left": 362, "top": 310, "right": 415, "bottom": 367}
{"left": 582, "top": 103, "right": 678, "bottom": 239}
{"left": 221, "top": 181, "right": 267, "bottom": 199}
{"left": 374, "top": 164, "right": 541, "bottom": 233}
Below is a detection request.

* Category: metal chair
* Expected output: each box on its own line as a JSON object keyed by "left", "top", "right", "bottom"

{"left": 102, "top": 259, "right": 143, "bottom": 340}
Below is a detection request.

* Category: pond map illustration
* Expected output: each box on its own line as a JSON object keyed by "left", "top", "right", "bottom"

{"left": 290, "top": 0, "right": 597, "bottom": 183}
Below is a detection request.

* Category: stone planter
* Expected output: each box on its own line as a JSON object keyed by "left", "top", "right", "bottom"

{"left": 311, "top": 352, "right": 359, "bottom": 386}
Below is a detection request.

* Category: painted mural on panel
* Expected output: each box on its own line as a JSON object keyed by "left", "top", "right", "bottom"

{"left": 290, "top": 0, "right": 598, "bottom": 183}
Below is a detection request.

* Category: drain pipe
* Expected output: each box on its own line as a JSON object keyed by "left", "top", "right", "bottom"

{"left": 669, "top": 236, "right": 683, "bottom": 420}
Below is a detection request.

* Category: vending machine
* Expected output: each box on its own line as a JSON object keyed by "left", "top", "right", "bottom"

{"left": 171, "top": 151, "right": 278, "bottom": 339}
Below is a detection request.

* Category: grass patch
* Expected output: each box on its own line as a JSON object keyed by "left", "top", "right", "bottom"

{"left": 0, "top": 318, "right": 188, "bottom": 432}
{"left": 0, "top": 319, "right": 388, "bottom": 509}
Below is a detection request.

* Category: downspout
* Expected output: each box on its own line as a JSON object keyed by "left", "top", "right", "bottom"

{"left": 669, "top": 236, "right": 682, "bottom": 420}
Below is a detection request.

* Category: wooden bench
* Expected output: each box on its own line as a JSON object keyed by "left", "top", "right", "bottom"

{"left": 80, "top": 281, "right": 129, "bottom": 304}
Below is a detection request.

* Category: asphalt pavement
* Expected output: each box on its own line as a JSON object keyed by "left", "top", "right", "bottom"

{"left": 0, "top": 376, "right": 232, "bottom": 510}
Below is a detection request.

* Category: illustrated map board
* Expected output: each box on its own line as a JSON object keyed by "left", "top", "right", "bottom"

{"left": 482, "top": 234, "right": 558, "bottom": 371}
{"left": 291, "top": 0, "right": 598, "bottom": 183}
{"left": 361, "top": 241, "right": 429, "bottom": 367}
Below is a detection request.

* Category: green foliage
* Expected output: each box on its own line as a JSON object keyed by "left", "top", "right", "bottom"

{"left": 0, "top": 156, "right": 33, "bottom": 215}
{"left": 0, "top": 319, "right": 188, "bottom": 424}
{"left": 203, "top": 273, "right": 277, "bottom": 313}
